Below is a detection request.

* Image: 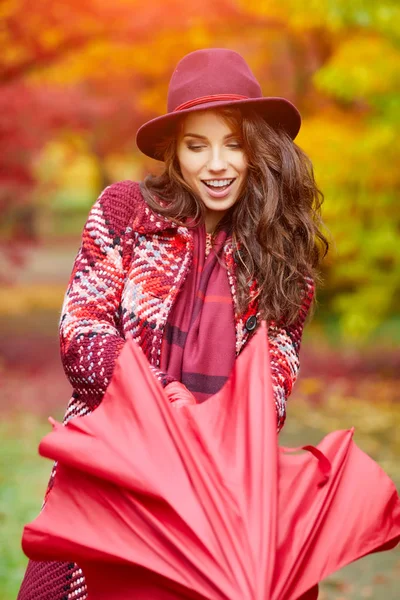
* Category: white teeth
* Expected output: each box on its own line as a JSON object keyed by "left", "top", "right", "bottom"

{"left": 203, "top": 179, "right": 234, "bottom": 188}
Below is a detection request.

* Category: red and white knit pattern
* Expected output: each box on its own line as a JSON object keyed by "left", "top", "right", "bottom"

{"left": 59, "top": 181, "right": 314, "bottom": 423}
{"left": 19, "top": 180, "right": 315, "bottom": 599}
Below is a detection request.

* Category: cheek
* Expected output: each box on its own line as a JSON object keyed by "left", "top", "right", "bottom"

{"left": 231, "top": 151, "right": 248, "bottom": 176}
{"left": 237, "top": 157, "right": 248, "bottom": 178}
{"left": 234, "top": 157, "right": 248, "bottom": 193}
{"left": 179, "top": 153, "right": 204, "bottom": 180}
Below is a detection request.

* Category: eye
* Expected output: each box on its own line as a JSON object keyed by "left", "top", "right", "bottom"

{"left": 186, "top": 144, "right": 205, "bottom": 151}
{"left": 227, "top": 141, "right": 242, "bottom": 149}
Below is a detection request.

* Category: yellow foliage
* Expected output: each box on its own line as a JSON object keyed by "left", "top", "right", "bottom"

{"left": 0, "top": 284, "right": 65, "bottom": 315}
{"left": 38, "top": 28, "right": 66, "bottom": 51}
{"left": 314, "top": 34, "right": 400, "bottom": 100}
{"left": 35, "top": 140, "right": 102, "bottom": 208}
{"left": 105, "top": 153, "right": 144, "bottom": 182}
{"left": 298, "top": 377, "right": 324, "bottom": 396}
{"left": 1, "top": 0, "right": 400, "bottom": 341}
{"left": 238, "top": 0, "right": 400, "bottom": 36}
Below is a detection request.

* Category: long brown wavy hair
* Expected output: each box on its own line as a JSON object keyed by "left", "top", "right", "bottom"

{"left": 141, "top": 107, "right": 329, "bottom": 325}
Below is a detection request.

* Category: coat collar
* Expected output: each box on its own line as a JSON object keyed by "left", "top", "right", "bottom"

{"left": 132, "top": 203, "right": 180, "bottom": 234}
{"left": 130, "top": 184, "right": 182, "bottom": 234}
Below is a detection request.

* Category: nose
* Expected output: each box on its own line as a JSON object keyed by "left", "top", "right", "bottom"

{"left": 207, "top": 147, "right": 228, "bottom": 173}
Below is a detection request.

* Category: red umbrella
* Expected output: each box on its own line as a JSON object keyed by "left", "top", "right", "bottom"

{"left": 22, "top": 324, "right": 400, "bottom": 600}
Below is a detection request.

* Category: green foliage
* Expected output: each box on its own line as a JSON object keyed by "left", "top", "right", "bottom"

{"left": 314, "top": 36, "right": 400, "bottom": 105}
{"left": 236, "top": 1, "right": 400, "bottom": 342}
{"left": 304, "top": 13, "right": 400, "bottom": 340}
{"left": 0, "top": 415, "right": 50, "bottom": 598}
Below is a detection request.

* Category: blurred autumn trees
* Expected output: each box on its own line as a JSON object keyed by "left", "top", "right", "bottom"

{"left": 1, "top": 0, "right": 399, "bottom": 341}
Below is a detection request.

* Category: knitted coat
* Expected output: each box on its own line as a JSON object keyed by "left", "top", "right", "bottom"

{"left": 60, "top": 180, "right": 314, "bottom": 431}
{"left": 18, "top": 180, "right": 315, "bottom": 600}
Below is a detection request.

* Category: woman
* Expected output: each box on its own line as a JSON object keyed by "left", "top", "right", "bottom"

{"left": 19, "top": 48, "right": 328, "bottom": 599}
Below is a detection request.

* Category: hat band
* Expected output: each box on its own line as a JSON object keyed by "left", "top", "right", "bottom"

{"left": 173, "top": 94, "right": 248, "bottom": 112}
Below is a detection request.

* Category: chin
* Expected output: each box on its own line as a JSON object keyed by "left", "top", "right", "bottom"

{"left": 202, "top": 196, "right": 238, "bottom": 211}
{"left": 204, "top": 201, "right": 234, "bottom": 213}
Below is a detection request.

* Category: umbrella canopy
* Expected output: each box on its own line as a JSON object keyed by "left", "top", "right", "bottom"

{"left": 22, "top": 324, "right": 400, "bottom": 600}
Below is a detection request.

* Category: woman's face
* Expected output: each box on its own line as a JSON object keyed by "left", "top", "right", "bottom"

{"left": 176, "top": 110, "right": 248, "bottom": 232}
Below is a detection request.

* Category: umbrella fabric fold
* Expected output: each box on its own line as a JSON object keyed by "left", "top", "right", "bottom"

{"left": 22, "top": 324, "right": 400, "bottom": 600}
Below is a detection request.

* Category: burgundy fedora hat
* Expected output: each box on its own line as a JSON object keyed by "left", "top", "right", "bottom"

{"left": 136, "top": 48, "right": 301, "bottom": 161}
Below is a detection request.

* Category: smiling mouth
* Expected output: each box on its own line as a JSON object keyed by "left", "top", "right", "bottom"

{"left": 202, "top": 178, "right": 236, "bottom": 191}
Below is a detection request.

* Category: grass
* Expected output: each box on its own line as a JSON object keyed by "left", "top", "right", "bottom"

{"left": 0, "top": 414, "right": 53, "bottom": 598}
{"left": 1, "top": 398, "right": 399, "bottom": 599}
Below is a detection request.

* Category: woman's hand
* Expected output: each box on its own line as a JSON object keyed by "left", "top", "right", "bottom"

{"left": 165, "top": 382, "right": 196, "bottom": 408}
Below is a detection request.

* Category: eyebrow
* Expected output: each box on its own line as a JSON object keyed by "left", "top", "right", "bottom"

{"left": 183, "top": 133, "right": 238, "bottom": 140}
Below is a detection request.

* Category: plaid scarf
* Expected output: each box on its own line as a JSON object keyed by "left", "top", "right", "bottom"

{"left": 160, "top": 225, "right": 236, "bottom": 403}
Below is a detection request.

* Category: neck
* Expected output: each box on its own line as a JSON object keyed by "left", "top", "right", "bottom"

{"left": 205, "top": 211, "right": 226, "bottom": 234}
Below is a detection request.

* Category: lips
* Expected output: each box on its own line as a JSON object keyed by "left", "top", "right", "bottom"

{"left": 201, "top": 178, "right": 236, "bottom": 199}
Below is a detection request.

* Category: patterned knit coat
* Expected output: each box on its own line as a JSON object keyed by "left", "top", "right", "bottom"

{"left": 19, "top": 179, "right": 315, "bottom": 600}
{"left": 60, "top": 179, "right": 314, "bottom": 431}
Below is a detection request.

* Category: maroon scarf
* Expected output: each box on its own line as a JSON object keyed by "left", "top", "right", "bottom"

{"left": 160, "top": 225, "right": 236, "bottom": 403}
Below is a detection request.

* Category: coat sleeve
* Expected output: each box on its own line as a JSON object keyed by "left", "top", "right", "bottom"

{"left": 268, "top": 276, "right": 315, "bottom": 431}
{"left": 59, "top": 184, "right": 175, "bottom": 410}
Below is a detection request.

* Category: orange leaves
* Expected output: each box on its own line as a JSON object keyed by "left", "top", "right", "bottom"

{"left": 0, "top": 0, "right": 399, "bottom": 341}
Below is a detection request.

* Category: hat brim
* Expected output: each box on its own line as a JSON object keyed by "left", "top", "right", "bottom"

{"left": 136, "top": 97, "right": 301, "bottom": 161}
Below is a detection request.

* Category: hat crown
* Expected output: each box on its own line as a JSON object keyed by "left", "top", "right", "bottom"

{"left": 167, "top": 48, "right": 262, "bottom": 112}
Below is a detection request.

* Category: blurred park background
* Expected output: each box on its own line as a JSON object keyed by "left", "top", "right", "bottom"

{"left": 0, "top": 0, "right": 399, "bottom": 598}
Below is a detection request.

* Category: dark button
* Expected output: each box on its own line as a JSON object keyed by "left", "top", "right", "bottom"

{"left": 245, "top": 315, "right": 257, "bottom": 332}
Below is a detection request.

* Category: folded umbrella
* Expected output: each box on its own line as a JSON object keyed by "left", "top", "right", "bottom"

{"left": 22, "top": 324, "right": 400, "bottom": 599}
